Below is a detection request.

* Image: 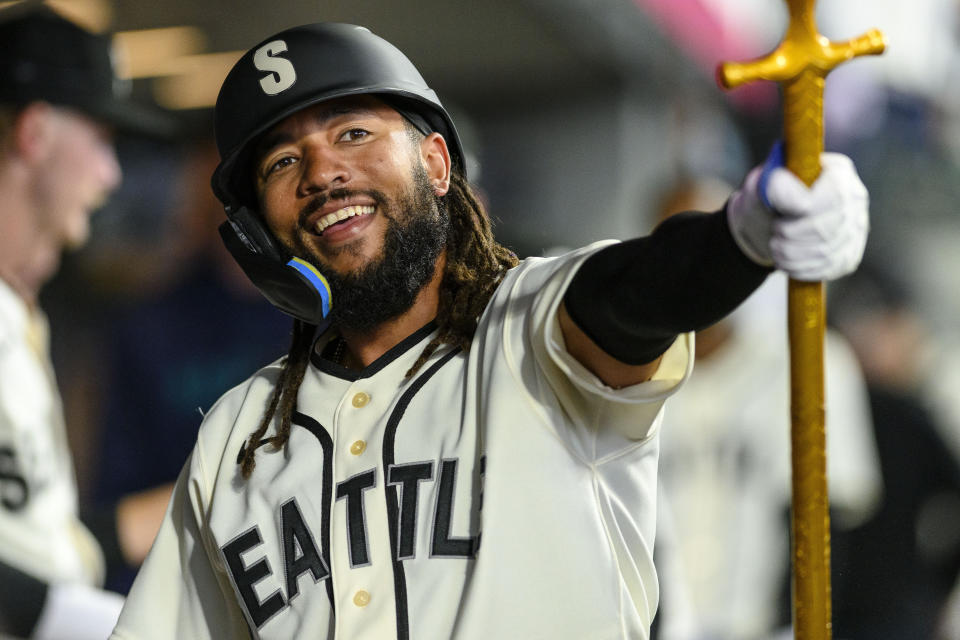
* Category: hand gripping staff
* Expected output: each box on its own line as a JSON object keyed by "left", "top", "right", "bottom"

{"left": 716, "top": 3, "right": 884, "bottom": 639}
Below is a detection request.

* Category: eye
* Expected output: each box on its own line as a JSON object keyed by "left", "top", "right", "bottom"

{"left": 338, "top": 128, "right": 370, "bottom": 143}
{"left": 262, "top": 155, "right": 297, "bottom": 177}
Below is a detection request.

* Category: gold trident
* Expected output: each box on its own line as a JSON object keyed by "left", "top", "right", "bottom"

{"left": 717, "top": 3, "right": 884, "bottom": 639}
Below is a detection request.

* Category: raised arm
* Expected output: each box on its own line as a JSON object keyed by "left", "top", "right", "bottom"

{"left": 560, "top": 152, "right": 868, "bottom": 388}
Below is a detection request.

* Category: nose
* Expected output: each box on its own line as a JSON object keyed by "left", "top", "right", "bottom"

{"left": 298, "top": 141, "right": 350, "bottom": 196}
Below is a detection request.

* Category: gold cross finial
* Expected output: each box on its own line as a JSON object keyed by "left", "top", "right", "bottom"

{"left": 718, "top": 1, "right": 885, "bottom": 184}
{"left": 719, "top": 1, "right": 885, "bottom": 89}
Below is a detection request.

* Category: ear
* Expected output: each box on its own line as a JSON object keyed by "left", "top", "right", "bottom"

{"left": 420, "top": 132, "right": 451, "bottom": 196}
{"left": 11, "top": 102, "right": 56, "bottom": 163}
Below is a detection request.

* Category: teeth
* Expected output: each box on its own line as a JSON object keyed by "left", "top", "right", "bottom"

{"left": 315, "top": 205, "right": 374, "bottom": 234}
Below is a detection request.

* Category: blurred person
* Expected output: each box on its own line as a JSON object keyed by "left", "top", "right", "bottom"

{"left": 0, "top": 5, "right": 172, "bottom": 639}
{"left": 112, "top": 23, "right": 870, "bottom": 639}
{"left": 650, "top": 177, "right": 881, "bottom": 640}
{"left": 828, "top": 261, "right": 960, "bottom": 640}
{"left": 91, "top": 138, "right": 291, "bottom": 592}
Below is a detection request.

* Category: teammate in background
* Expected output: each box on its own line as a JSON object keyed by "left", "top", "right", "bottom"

{"left": 113, "top": 23, "right": 870, "bottom": 639}
{"left": 828, "top": 261, "right": 960, "bottom": 639}
{"left": 0, "top": 5, "right": 173, "bottom": 639}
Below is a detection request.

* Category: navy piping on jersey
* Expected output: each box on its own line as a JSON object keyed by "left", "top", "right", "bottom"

{"left": 309, "top": 320, "right": 439, "bottom": 380}
{"left": 382, "top": 346, "right": 462, "bottom": 640}
{"left": 291, "top": 411, "right": 337, "bottom": 615}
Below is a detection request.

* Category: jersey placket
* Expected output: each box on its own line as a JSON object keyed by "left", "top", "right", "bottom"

{"left": 330, "top": 373, "right": 399, "bottom": 638}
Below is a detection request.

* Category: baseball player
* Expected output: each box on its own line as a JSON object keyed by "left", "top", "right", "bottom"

{"left": 0, "top": 5, "right": 173, "bottom": 639}
{"left": 112, "top": 23, "right": 869, "bottom": 640}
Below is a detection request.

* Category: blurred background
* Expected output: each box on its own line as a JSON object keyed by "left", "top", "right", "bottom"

{"left": 15, "top": 0, "right": 960, "bottom": 636}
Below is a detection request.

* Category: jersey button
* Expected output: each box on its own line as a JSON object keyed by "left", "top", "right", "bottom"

{"left": 353, "top": 590, "right": 371, "bottom": 607}
{"left": 350, "top": 440, "right": 367, "bottom": 456}
{"left": 352, "top": 392, "right": 371, "bottom": 408}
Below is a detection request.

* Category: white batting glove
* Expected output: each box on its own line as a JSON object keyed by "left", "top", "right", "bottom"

{"left": 727, "top": 146, "right": 869, "bottom": 281}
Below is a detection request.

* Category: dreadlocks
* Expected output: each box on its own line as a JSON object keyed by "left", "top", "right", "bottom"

{"left": 405, "top": 172, "right": 518, "bottom": 375}
{"left": 239, "top": 171, "right": 518, "bottom": 478}
{"left": 239, "top": 317, "right": 316, "bottom": 479}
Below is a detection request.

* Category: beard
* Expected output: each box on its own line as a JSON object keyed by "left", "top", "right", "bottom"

{"left": 289, "top": 163, "right": 448, "bottom": 333}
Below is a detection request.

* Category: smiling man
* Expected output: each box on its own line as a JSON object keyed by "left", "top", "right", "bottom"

{"left": 113, "top": 23, "right": 870, "bottom": 640}
{"left": 254, "top": 96, "right": 451, "bottom": 353}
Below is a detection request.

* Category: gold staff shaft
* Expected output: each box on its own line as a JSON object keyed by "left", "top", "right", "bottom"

{"left": 717, "top": 3, "right": 884, "bottom": 639}
{"left": 785, "top": 68, "right": 831, "bottom": 638}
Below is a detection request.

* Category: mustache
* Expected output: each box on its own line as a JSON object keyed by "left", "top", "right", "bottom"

{"left": 297, "top": 188, "right": 389, "bottom": 228}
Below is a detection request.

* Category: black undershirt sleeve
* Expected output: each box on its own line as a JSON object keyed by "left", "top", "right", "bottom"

{"left": 0, "top": 558, "right": 48, "bottom": 637}
{"left": 563, "top": 208, "right": 772, "bottom": 365}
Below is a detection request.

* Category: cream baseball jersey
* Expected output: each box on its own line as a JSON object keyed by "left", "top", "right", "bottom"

{"left": 112, "top": 242, "right": 693, "bottom": 640}
{"left": 0, "top": 280, "right": 105, "bottom": 587}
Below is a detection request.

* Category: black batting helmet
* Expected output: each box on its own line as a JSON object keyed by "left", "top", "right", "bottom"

{"left": 211, "top": 22, "right": 464, "bottom": 209}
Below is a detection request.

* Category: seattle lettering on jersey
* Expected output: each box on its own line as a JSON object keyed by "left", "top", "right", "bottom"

{"left": 220, "top": 456, "right": 481, "bottom": 628}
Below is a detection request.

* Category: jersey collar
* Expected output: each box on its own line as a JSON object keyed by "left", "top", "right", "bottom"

{"left": 310, "top": 319, "right": 439, "bottom": 380}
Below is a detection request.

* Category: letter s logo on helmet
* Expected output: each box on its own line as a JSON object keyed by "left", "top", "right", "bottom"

{"left": 212, "top": 23, "right": 464, "bottom": 210}
{"left": 253, "top": 40, "right": 297, "bottom": 95}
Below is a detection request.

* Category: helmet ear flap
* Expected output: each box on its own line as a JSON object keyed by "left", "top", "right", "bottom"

{"left": 219, "top": 206, "right": 333, "bottom": 326}
{"left": 220, "top": 205, "right": 286, "bottom": 262}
